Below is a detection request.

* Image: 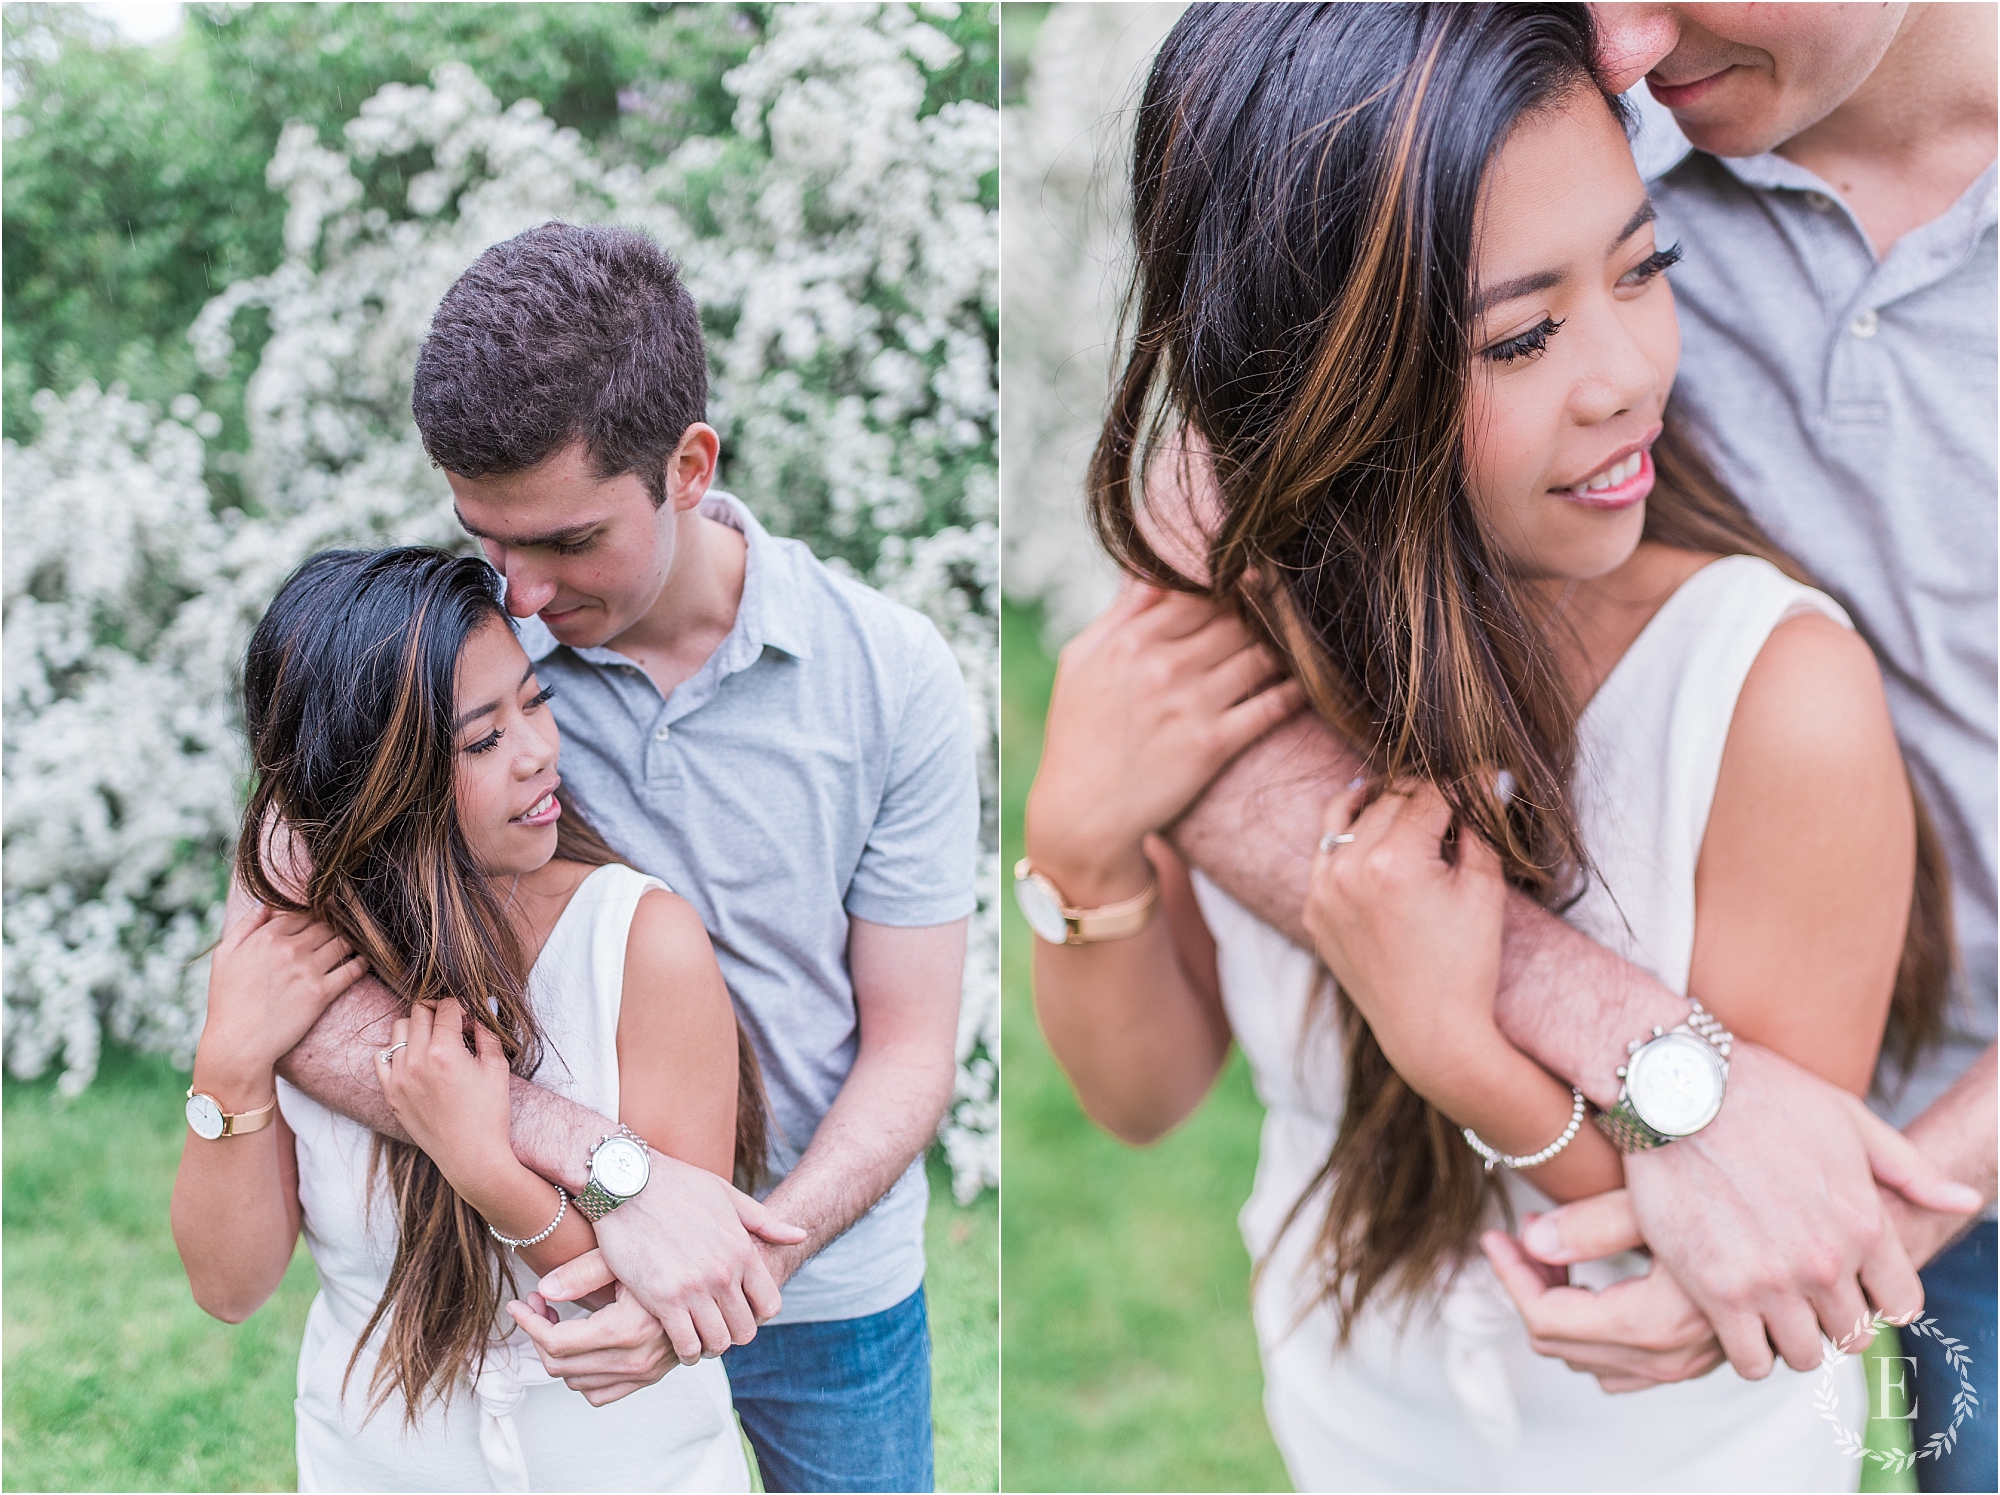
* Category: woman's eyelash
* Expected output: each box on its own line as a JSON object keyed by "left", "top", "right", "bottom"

{"left": 1624, "top": 241, "right": 1684, "bottom": 285}
{"left": 465, "top": 728, "right": 503, "bottom": 755}
{"left": 1484, "top": 315, "right": 1564, "bottom": 364}
{"left": 526, "top": 683, "right": 557, "bottom": 708}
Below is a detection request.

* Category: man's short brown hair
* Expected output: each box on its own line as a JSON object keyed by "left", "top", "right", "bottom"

{"left": 412, "top": 222, "right": 707, "bottom": 505}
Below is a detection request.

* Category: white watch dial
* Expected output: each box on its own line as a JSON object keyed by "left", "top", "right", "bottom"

{"left": 1626, "top": 1033, "right": 1725, "bottom": 1136}
{"left": 186, "top": 1093, "right": 226, "bottom": 1141}
{"left": 1013, "top": 873, "right": 1069, "bottom": 945}
{"left": 591, "top": 1136, "right": 650, "bottom": 1198}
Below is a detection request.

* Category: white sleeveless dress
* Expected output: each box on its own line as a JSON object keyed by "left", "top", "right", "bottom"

{"left": 1193, "top": 556, "right": 1869, "bottom": 1492}
{"left": 278, "top": 864, "right": 751, "bottom": 1493}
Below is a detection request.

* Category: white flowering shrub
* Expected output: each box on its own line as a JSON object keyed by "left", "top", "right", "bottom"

{"left": 4, "top": 3, "right": 998, "bottom": 1200}
{"left": 999, "top": 3, "right": 1181, "bottom": 642}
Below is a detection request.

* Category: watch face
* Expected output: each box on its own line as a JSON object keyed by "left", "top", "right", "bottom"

{"left": 1013, "top": 872, "right": 1069, "bottom": 945}
{"left": 186, "top": 1093, "right": 226, "bottom": 1141}
{"left": 1626, "top": 1033, "right": 1725, "bottom": 1136}
{"left": 592, "top": 1136, "right": 650, "bottom": 1198}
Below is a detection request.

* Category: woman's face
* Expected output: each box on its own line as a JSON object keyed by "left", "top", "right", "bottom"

{"left": 452, "top": 616, "right": 564, "bottom": 877}
{"left": 1463, "top": 88, "right": 1679, "bottom": 585}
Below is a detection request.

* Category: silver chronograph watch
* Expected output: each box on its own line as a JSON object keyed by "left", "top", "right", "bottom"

{"left": 575, "top": 1125, "right": 652, "bottom": 1222}
{"left": 1593, "top": 998, "right": 1734, "bottom": 1152}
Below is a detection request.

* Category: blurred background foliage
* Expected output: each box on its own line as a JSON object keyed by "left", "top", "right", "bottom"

{"left": 3, "top": 2, "right": 995, "bottom": 459}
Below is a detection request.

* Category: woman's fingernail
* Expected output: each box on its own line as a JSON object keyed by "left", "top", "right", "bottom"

{"left": 1495, "top": 769, "right": 1517, "bottom": 805}
{"left": 1523, "top": 1217, "right": 1563, "bottom": 1259}
{"left": 1346, "top": 773, "right": 1368, "bottom": 791}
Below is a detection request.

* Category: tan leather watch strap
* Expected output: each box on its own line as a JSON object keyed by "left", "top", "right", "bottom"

{"left": 1014, "top": 859, "right": 1160, "bottom": 944}
{"left": 186, "top": 1085, "right": 278, "bottom": 1138}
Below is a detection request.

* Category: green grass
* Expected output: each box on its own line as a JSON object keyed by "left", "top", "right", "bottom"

{"left": 999, "top": 600, "right": 1289, "bottom": 1492}
{"left": 3, "top": 1047, "right": 997, "bottom": 1492}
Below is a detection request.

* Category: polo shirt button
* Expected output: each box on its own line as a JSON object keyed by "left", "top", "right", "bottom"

{"left": 1804, "top": 190, "right": 1833, "bottom": 213}
{"left": 653, "top": 725, "right": 672, "bottom": 742}
{"left": 1849, "top": 309, "right": 1880, "bottom": 338}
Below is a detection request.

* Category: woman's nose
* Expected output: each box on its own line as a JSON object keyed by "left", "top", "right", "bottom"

{"left": 1570, "top": 312, "right": 1660, "bottom": 429}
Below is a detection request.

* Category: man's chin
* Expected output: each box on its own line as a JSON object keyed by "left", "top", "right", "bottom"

{"left": 539, "top": 607, "right": 612, "bottom": 647}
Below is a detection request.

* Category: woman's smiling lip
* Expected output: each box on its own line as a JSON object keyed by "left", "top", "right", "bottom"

{"left": 1556, "top": 447, "right": 1655, "bottom": 512}
{"left": 1551, "top": 428, "right": 1660, "bottom": 511}
{"left": 511, "top": 781, "right": 562, "bottom": 825}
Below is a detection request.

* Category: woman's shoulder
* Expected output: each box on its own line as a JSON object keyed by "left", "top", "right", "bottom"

{"left": 623, "top": 884, "right": 718, "bottom": 983}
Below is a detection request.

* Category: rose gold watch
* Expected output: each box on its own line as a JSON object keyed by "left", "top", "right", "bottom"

{"left": 1012, "top": 858, "right": 1159, "bottom": 945}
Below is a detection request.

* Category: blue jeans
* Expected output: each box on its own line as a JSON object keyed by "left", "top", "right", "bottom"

{"left": 1912, "top": 1222, "right": 1996, "bottom": 1493}
{"left": 723, "top": 1285, "right": 933, "bottom": 1493}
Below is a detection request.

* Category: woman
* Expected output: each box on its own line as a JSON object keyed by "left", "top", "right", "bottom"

{"left": 171, "top": 547, "right": 758, "bottom": 1491}
{"left": 1024, "top": 5, "right": 1951, "bottom": 1489}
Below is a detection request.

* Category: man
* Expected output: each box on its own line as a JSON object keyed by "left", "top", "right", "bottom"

{"left": 274, "top": 223, "right": 979, "bottom": 1493}
{"left": 1024, "top": 1, "right": 1994, "bottom": 1487}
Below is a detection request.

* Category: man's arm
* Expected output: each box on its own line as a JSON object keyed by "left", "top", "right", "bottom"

{"left": 257, "top": 880, "right": 803, "bottom": 1363}
{"left": 1173, "top": 710, "right": 1979, "bottom": 1375}
{"left": 1488, "top": 1044, "right": 1997, "bottom": 1392}
{"left": 755, "top": 916, "right": 966, "bottom": 1287}
{"left": 1884, "top": 1042, "right": 1998, "bottom": 1267}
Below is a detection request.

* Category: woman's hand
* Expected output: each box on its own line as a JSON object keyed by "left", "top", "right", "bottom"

{"left": 1025, "top": 579, "right": 1303, "bottom": 904}
{"left": 197, "top": 902, "right": 366, "bottom": 1096}
{"left": 1303, "top": 782, "right": 1509, "bottom": 1092}
{"left": 509, "top": 1253, "right": 680, "bottom": 1406}
{"left": 377, "top": 999, "right": 515, "bottom": 1199}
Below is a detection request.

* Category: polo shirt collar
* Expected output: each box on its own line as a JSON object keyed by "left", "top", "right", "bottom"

{"left": 511, "top": 489, "right": 813, "bottom": 667}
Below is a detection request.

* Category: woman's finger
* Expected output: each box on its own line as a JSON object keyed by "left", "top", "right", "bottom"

{"left": 312, "top": 932, "right": 353, "bottom": 971}
{"left": 471, "top": 1013, "right": 503, "bottom": 1067}
{"left": 1217, "top": 676, "right": 1305, "bottom": 756}
{"left": 1520, "top": 1193, "right": 1645, "bottom": 1265}
{"left": 321, "top": 953, "right": 367, "bottom": 1003}
{"left": 1207, "top": 640, "right": 1286, "bottom": 706}
{"left": 404, "top": 1001, "right": 435, "bottom": 1055}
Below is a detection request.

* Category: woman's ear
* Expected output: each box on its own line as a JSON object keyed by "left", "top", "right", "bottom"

{"left": 664, "top": 422, "right": 722, "bottom": 513}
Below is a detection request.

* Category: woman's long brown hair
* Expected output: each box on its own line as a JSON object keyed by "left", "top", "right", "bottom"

{"left": 238, "top": 547, "right": 769, "bottom": 1421}
{"left": 1092, "top": 3, "right": 1953, "bottom": 1340}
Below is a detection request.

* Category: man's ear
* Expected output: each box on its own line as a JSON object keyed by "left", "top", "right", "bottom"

{"left": 664, "top": 423, "right": 722, "bottom": 513}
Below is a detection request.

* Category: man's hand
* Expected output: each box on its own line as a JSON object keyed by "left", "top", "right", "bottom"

{"left": 1624, "top": 1045, "right": 1981, "bottom": 1376}
{"left": 1482, "top": 1197, "right": 1725, "bottom": 1393}
{"left": 510, "top": 1256, "right": 676, "bottom": 1406}
{"left": 540, "top": 1154, "right": 804, "bottom": 1366}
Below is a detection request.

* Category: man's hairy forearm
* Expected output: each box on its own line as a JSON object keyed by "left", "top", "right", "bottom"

{"left": 1168, "top": 713, "right": 1355, "bottom": 945}
{"left": 279, "top": 974, "right": 617, "bottom": 1180}
{"left": 1173, "top": 712, "right": 1687, "bottom": 1095}
{"left": 1889, "top": 1042, "right": 1999, "bottom": 1266}
{"left": 756, "top": 1037, "right": 955, "bottom": 1286}
{"left": 276, "top": 975, "right": 410, "bottom": 1139}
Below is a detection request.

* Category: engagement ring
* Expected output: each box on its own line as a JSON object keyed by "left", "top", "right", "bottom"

{"left": 377, "top": 1041, "right": 408, "bottom": 1065}
{"left": 1318, "top": 831, "right": 1356, "bottom": 853}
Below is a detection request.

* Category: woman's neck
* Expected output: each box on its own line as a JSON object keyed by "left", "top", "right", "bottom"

{"left": 494, "top": 858, "right": 595, "bottom": 962}
{"left": 1526, "top": 543, "right": 1718, "bottom": 706}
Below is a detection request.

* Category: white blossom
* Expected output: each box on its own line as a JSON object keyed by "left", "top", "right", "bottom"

{"left": 5, "top": 5, "right": 997, "bottom": 1198}
{"left": 999, "top": 3, "right": 1184, "bottom": 642}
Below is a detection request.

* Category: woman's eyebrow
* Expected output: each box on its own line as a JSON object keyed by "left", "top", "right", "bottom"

{"left": 1611, "top": 197, "right": 1657, "bottom": 250}
{"left": 1471, "top": 199, "right": 1659, "bottom": 316}
{"left": 1475, "top": 267, "right": 1564, "bottom": 315}
{"left": 454, "top": 663, "right": 539, "bottom": 730}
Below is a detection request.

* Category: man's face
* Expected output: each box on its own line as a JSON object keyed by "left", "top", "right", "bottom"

{"left": 448, "top": 442, "right": 677, "bottom": 650}
{"left": 1594, "top": 3, "right": 1909, "bottom": 156}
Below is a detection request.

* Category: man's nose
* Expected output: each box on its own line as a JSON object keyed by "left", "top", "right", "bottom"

{"left": 502, "top": 555, "right": 558, "bottom": 618}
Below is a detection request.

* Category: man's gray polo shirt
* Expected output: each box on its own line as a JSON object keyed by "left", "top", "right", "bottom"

{"left": 1633, "top": 98, "right": 1998, "bottom": 1129}
{"left": 516, "top": 492, "right": 980, "bottom": 1322}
